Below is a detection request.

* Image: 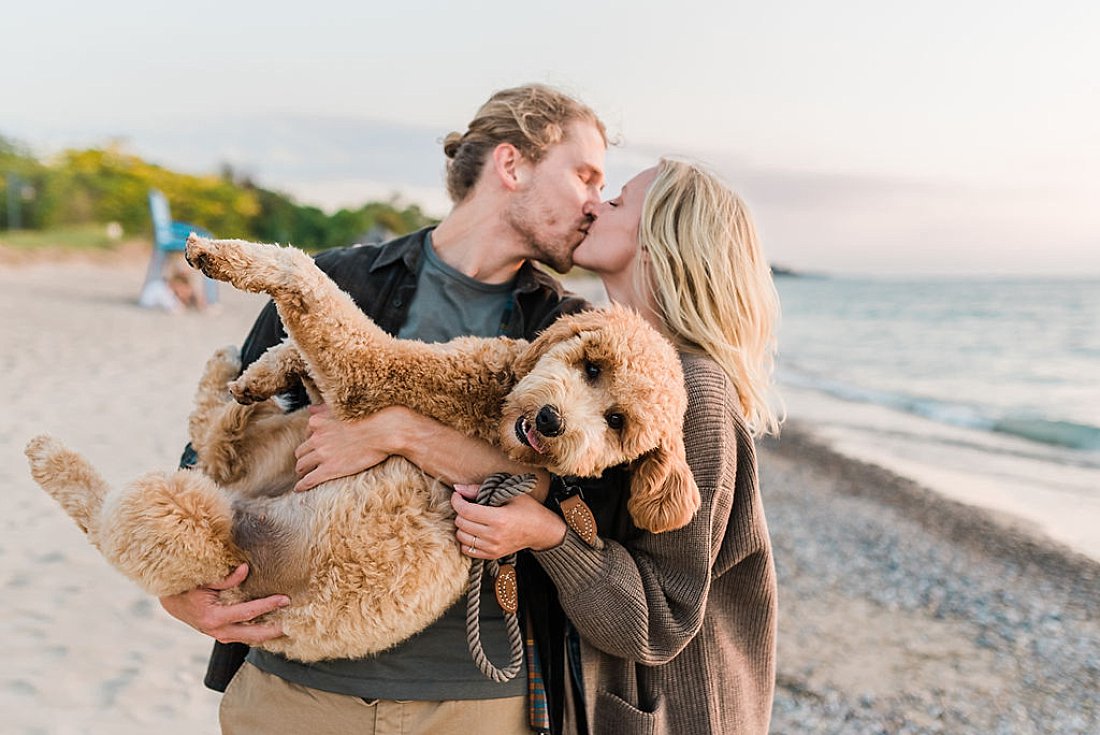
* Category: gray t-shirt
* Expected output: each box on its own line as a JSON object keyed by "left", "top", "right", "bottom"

{"left": 247, "top": 233, "right": 523, "bottom": 700}
{"left": 397, "top": 234, "right": 514, "bottom": 342}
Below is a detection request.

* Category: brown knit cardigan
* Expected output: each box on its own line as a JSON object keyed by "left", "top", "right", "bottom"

{"left": 534, "top": 354, "right": 778, "bottom": 735}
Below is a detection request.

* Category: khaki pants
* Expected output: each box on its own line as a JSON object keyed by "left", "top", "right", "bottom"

{"left": 220, "top": 662, "right": 529, "bottom": 735}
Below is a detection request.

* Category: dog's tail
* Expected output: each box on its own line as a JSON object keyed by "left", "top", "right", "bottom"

{"left": 26, "top": 434, "right": 112, "bottom": 538}
{"left": 25, "top": 434, "right": 244, "bottom": 596}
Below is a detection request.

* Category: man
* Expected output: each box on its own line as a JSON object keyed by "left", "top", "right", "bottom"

{"left": 160, "top": 84, "right": 607, "bottom": 735}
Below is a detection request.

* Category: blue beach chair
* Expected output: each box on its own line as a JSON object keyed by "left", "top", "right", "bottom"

{"left": 138, "top": 189, "right": 219, "bottom": 307}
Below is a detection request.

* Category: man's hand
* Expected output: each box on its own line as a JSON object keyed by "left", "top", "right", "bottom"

{"left": 293, "top": 404, "right": 400, "bottom": 492}
{"left": 159, "top": 563, "right": 289, "bottom": 645}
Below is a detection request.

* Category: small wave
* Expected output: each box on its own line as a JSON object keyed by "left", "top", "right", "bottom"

{"left": 992, "top": 418, "right": 1100, "bottom": 452}
{"left": 780, "top": 368, "right": 1100, "bottom": 452}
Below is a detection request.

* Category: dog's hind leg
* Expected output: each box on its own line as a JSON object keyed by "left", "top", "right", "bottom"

{"left": 97, "top": 470, "right": 244, "bottom": 597}
{"left": 25, "top": 435, "right": 110, "bottom": 536}
{"left": 26, "top": 435, "right": 243, "bottom": 596}
{"left": 190, "top": 345, "right": 247, "bottom": 441}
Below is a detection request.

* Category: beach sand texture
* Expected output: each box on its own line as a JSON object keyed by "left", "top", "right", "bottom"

{"left": 1, "top": 259, "right": 1097, "bottom": 734}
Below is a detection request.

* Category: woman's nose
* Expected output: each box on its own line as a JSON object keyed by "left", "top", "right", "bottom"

{"left": 593, "top": 199, "right": 615, "bottom": 216}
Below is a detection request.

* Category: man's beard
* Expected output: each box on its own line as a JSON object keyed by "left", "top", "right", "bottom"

{"left": 505, "top": 196, "right": 585, "bottom": 274}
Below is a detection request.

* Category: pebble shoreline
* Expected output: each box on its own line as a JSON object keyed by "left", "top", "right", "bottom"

{"left": 762, "top": 425, "right": 1100, "bottom": 734}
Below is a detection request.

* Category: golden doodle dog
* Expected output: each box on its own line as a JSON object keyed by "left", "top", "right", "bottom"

{"left": 25, "top": 235, "right": 700, "bottom": 663}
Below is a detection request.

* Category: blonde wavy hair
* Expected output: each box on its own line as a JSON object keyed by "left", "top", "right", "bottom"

{"left": 638, "top": 158, "right": 782, "bottom": 436}
{"left": 442, "top": 84, "right": 607, "bottom": 203}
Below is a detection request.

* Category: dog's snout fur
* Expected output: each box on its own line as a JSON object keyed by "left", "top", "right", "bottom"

{"left": 535, "top": 405, "right": 564, "bottom": 437}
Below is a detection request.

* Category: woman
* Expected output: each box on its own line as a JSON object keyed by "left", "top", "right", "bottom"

{"left": 450, "top": 158, "right": 781, "bottom": 734}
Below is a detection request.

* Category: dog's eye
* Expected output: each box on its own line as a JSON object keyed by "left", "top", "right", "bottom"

{"left": 605, "top": 412, "right": 625, "bottom": 430}
{"left": 584, "top": 361, "right": 601, "bottom": 381}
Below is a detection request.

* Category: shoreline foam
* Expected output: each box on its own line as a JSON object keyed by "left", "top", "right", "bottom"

{"left": 778, "top": 383, "right": 1100, "bottom": 563}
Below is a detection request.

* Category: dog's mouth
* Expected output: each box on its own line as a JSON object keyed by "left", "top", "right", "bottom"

{"left": 514, "top": 416, "right": 547, "bottom": 455}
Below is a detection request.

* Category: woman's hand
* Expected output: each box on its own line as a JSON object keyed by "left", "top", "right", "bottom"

{"left": 294, "top": 404, "right": 411, "bottom": 492}
{"left": 451, "top": 487, "right": 567, "bottom": 559}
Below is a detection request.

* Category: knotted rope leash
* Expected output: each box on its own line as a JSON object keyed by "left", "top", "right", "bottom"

{"left": 464, "top": 472, "right": 536, "bottom": 682}
{"left": 464, "top": 473, "right": 600, "bottom": 681}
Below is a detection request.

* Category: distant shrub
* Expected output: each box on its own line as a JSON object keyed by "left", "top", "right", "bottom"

{"left": 0, "top": 134, "right": 437, "bottom": 249}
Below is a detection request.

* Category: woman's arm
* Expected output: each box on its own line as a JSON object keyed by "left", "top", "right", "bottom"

{"left": 448, "top": 372, "right": 745, "bottom": 663}
{"left": 535, "top": 369, "right": 750, "bottom": 664}
{"left": 533, "top": 500, "right": 728, "bottom": 665}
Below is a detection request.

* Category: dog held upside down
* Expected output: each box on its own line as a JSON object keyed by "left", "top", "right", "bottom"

{"left": 25, "top": 235, "right": 700, "bottom": 663}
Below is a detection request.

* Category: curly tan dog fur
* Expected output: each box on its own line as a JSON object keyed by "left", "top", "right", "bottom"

{"left": 25, "top": 235, "right": 699, "bottom": 663}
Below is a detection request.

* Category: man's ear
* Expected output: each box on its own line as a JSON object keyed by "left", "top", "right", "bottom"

{"left": 492, "top": 143, "right": 528, "bottom": 191}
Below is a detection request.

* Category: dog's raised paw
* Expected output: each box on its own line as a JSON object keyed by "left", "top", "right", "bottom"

{"left": 184, "top": 235, "right": 223, "bottom": 280}
{"left": 228, "top": 378, "right": 264, "bottom": 405}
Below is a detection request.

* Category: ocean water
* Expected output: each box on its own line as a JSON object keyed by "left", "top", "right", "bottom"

{"left": 774, "top": 276, "right": 1100, "bottom": 560}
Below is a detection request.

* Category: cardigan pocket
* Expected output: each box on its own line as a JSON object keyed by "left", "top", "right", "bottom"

{"left": 593, "top": 689, "right": 666, "bottom": 735}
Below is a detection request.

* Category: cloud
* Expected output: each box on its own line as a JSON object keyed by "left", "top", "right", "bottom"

{"left": 616, "top": 145, "right": 1100, "bottom": 276}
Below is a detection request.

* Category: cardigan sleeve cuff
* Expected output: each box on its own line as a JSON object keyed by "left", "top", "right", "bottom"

{"left": 532, "top": 528, "right": 609, "bottom": 597}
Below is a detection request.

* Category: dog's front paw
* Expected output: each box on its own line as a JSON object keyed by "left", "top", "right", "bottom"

{"left": 184, "top": 235, "right": 233, "bottom": 282}
{"left": 184, "top": 236, "right": 277, "bottom": 291}
{"left": 228, "top": 377, "right": 268, "bottom": 405}
{"left": 185, "top": 235, "right": 311, "bottom": 295}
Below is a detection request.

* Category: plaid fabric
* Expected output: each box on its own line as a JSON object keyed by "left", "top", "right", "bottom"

{"left": 526, "top": 616, "right": 550, "bottom": 733}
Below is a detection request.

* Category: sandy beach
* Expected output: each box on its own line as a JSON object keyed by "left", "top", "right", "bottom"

{"left": 1, "top": 257, "right": 1097, "bottom": 734}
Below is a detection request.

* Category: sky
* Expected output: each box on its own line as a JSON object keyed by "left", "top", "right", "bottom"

{"left": 2, "top": 0, "right": 1098, "bottom": 276}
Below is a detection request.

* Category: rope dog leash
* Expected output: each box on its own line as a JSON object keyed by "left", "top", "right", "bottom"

{"left": 464, "top": 473, "right": 536, "bottom": 682}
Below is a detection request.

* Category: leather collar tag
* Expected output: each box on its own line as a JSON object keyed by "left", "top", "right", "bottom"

{"left": 494, "top": 563, "right": 518, "bottom": 613}
{"left": 559, "top": 494, "right": 598, "bottom": 546}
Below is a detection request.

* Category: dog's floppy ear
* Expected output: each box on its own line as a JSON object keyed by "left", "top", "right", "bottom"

{"left": 511, "top": 309, "right": 608, "bottom": 379}
{"left": 627, "top": 439, "right": 700, "bottom": 533}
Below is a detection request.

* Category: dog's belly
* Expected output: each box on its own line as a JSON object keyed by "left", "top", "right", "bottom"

{"left": 231, "top": 456, "right": 470, "bottom": 662}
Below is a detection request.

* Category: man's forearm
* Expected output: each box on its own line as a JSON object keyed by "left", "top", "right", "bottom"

{"left": 395, "top": 413, "right": 549, "bottom": 499}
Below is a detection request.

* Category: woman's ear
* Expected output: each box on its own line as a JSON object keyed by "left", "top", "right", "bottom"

{"left": 627, "top": 441, "right": 700, "bottom": 533}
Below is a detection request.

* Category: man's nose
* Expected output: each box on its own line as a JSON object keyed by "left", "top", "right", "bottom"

{"left": 589, "top": 189, "right": 607, "bottom": 212}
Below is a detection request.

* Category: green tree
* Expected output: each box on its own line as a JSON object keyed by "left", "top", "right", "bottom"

{"left": 1, "top": 132, "right": 437, "bottom": 248}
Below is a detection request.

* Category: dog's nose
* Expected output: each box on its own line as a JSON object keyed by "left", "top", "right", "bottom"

{"left": 535, "top": 405, "right": 564, "bottom": 437}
